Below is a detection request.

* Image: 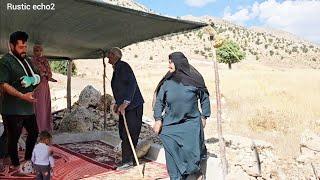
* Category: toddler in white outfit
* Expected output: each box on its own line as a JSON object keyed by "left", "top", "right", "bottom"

{"left": 31, "top": 131, "right": 54, "bottom": 180}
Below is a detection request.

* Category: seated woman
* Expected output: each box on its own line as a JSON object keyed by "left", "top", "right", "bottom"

{"left": 31, "top": 45, "right": 57, "bottom": 132}
{"left": 153, "top": 52, "right": 211, "bottom": 180}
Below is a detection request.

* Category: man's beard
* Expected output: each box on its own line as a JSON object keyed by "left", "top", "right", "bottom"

{"left": 12, "top": 50, "right": 26, "bottom": 60}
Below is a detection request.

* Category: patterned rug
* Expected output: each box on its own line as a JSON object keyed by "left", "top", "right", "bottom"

{"left": 0, "top": 140, "right": 168, "bottom": 180}
{"left": 56, "top": 140, "right": 168, "bottom": 180}
{"left": 54, "top": 141, "right": 118, "bottom": 170}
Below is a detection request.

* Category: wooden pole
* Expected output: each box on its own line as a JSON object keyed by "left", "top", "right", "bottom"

{"left": 214, "top": 60, "right": 228, "bottom": 177}
{"left": 210, "top": 35, "right": 228, "bottom": 178}
{"left": 102, "top": 52, "right": 107, "bottom": 130}
{"left": 67, "top": 59, "right": 73, "bottom": 113}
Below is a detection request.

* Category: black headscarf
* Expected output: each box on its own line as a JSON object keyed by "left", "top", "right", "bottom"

{"left": 154, "top": 52, "right": 209, "bottom": 97}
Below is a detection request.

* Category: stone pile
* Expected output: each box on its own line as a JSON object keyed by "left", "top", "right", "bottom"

{"left": 53, "top": 85, "right": 161, "bottom": 144}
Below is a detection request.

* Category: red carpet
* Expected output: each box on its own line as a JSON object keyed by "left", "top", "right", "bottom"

{"left": 0, "top": 145, "right": 112, "bottom": 180}
{"left": 0, "top": 140, "right": 168, "bottom": 180}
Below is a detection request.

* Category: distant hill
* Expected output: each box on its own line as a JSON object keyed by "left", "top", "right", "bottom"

{"left": 103, "top": 0, "right": 320, "bottom": 69}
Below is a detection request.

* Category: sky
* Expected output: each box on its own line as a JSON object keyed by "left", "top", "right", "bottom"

{"left": 135, "top": 0, "right": 320, "bottom": 44}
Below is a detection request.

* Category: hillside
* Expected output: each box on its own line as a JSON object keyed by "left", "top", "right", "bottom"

{"left": 102, "top": 0, "right": 320, "bottom": 69}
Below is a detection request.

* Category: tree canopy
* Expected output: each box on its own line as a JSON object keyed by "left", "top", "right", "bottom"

{"left": 216, "top": 40, "right": 245, "bottom": 69}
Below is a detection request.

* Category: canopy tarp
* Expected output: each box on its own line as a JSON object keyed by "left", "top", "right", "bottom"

{"left": 0, "top": 0, "right": 206, "bottom": 59}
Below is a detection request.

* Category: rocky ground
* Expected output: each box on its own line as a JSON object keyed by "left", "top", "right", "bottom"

{"left": 207, "top": 134, "right": 320, "bottom": 179}
{"left": 51, "top": 85, "right": 320, "bottom": 179}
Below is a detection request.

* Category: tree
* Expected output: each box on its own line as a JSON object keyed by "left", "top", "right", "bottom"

{"left": 216, "top": 40, "right": 245, "bottom": 69}
{"left": 49, "top": 60, "right": 77, "bottom": 76}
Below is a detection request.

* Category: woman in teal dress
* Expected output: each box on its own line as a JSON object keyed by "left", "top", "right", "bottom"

{"left": 153, "top": 52, "right": 211, "bottom": 180}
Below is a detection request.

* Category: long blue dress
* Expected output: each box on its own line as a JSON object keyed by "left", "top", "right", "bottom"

{"left": 153, "top": 80, "right": 211, "bottom": 180}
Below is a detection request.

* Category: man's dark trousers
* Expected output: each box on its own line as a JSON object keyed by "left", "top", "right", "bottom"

{"left": 0, "top": 117, "right": 8, "bottom": 159}
{"left": 118, "top": 105, "right": 143, "bottom": 164}
{"left": 2, "top": 115, "right": 38, "bottom": 166}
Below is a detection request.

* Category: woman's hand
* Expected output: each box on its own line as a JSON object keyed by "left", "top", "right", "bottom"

{"left": 153, "top": 120, "right": 162, "bottom": 135}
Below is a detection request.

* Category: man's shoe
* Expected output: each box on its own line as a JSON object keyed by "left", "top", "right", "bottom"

{"left": 116, "top": 162, "right": 133, "bottom": 170}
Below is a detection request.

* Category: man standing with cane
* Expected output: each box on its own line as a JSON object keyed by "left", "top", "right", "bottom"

{"left": 107, "top": 47, "right": 144, "bottom": 170}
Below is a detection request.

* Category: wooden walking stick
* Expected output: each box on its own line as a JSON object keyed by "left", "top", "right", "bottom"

{"left": 122, "top": 113, "right": 144, "bottom": 178}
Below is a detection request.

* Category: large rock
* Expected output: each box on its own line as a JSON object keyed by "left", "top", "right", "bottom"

{"left": 59, "top": 106, "right": 95, "bottom": 132}
{"left": 78, "top": 85, "right": 101, "bottom": 108}
{"left": 97, "top": 94, "right": 114, "bottom": 113}
{"left": 300, "top": 131, "right": 320, "bottom": 153}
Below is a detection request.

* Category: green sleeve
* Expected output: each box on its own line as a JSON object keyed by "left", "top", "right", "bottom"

{"left": 0, "top": 60, "right": 10, "bottom": 84}
{"left": 153, "top": 81, "right": 167, "bottom": 121}
{"left": 199, "top": 89, "right": 211, "bottom": 119}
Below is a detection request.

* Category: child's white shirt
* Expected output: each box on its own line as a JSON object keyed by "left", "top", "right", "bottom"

{"left": 31, "top": 143, "right": 54, "bottom": 167}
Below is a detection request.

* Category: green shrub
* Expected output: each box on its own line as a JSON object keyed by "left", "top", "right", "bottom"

{"left": 204, "top": 47, "right": 212, "bottom": 52}
{"left": 197, "top": 31, "right": 203, "bottom": 39}
{"left": 292, "top": 46, "right": 298, "bottom": 53}
{"left": 301, "top": 47, "right": 308, "bottom": 53}
{"left": 269, "top": 50, "right": 274, "bottom": 56}
{"left": 49, "top": 60, "right": 77, "bottom": 76}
